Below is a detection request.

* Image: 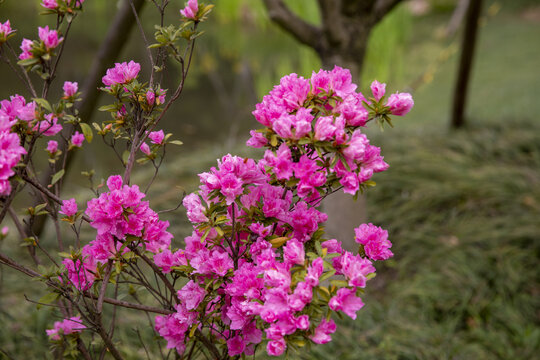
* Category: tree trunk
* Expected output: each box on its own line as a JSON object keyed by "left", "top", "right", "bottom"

{"left": 451, "top": 0, "right": 483, "bottom": 128}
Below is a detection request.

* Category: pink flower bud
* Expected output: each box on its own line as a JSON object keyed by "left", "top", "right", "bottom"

{"left": 385, "top": 92, "right": 414, "bottom": 116}
{"left": 63, "top": 81, "right": 78, "bottom": 98}
{"left": 46, "top": 140, "right": 58, "bottom": 154}
{"left": 1, "top": 226, "right": 8, "bottom": 236}
{"left": 370, "top": 80, "right": 386, "bottom": 102}
{"left": 140, "top": 142, "right": 151, "bottom": 155}
{"left": 180, "top": 0, "right": 198, "bottom": 19}
{"left": 0, "top": 20, "right": 14, "bottom": 42}
{"left": 146, "top": 90, "right": 155, "bottom": 106}
{"left": 71, "top": 131, "right": 84, "bottom": 147}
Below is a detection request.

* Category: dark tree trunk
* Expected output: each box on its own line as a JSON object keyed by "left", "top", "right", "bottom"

{"left": 451, "top": 0, "right": 483, "bottom": 128}
{"left": 29, "top": 0, "right": 146, "bottom": 238}
{"left": 264, "top": 0, "right": 403, "bottom": 248}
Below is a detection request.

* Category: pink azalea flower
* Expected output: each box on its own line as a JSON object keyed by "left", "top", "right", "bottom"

{"left": 146, "top": 89, "right": 155, "bottom": 106}
{"left": 180, "top": 0, "right": 199, "bottom": 19}
{"left": 148, "top": 130, "right": 164, "bottom": 145}
{"left": 310, "top": 319, "right": 336, "bottom": 344}
{"left": 0, "top": 20, "right": 14, "bottom": 42}
{"left": 38, "top": 26, "right": 63, "bottom": 50}
{"left": 183, "top": 193, "right": 208, "bottom": 223}
{"left": 33, "top": 113, "right": 62, "bottom": 136}
{"left": 71, "top": 131, "right": 84, "bottom": 147}
{"left": 385, "top": 92, "right": 414, "bottom": 116}
{"left": 177, "top": 280, "right": 205, "bottom": 310}
{"left": 19, "top": 38, "right": 33, "bottom": 60}
{"left": 329, "top": 287, "right": 365, "bottom": 319}
{"left": 41, "top": 0, "right": 58, "bottom": 9}
{"left": 370, "top": 80, "right": 386, "bottom": 101}
{"left": 63, "top": 81, "right": 78, "bottom": 98}
{"left": 266, "top": 337, "right": 286, "bottom": 356}
{"left": 60, "top": 198, "right": 77, "bottom": 216}
{"left": 354, "top": 223, "right": 393, "bottom": 260}
{"left": 283, "top": 238, "right": 305, "bottom": 266}
{"left": 314, "top": 116, "right": 336, "bottom": 141}
{"left": 46, "top": 316, "right": 86, "bottom": 340}
{"left": 102, "top": 61, "right": 141, "bottom": 86}
{"left": 227, "top": 335, "right": 246, "bottom": 356}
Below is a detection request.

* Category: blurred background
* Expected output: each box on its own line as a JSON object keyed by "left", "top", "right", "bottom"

{"left": 0, "top": 0, "right": 539, "bottom": 358}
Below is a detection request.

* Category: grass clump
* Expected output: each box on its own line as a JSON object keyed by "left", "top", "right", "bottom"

{"left": 298, "top": 120, "right": 540, "bottom": 360}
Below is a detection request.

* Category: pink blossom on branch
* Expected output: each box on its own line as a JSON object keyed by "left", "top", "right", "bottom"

{"left": 46, "top": 316, "right": 86, "bottom": 340}
{"left": 19, "top": 38, "right": 33, "bottom": 60}
{"left": 102, "top": 61, "right": 141, "bottom": 86}
{"left": 63, "top": 81, "right": 78, "bottom": 98}
{"left": 140, "top": 142, "right": 151, "bottom": 155}
{"left": 148, "top": 130, "right": 164, "bottom": 145}
{"left": 370, "top": 80, "right": 386, "bottom": 101}
{"left": 41, "top": 0, "right": 59, "bottom": 10}
{"left": 71, "top": 131, "right": 84, "bottom": 147}
{"left": 180, "top": 0, "right": 199, "bottom": 19}
{"left": 386, "top": 92, "right": 414, "bottom": 116}
{"left": 46, "top": 140, "right": 58, "bottom": 154}
{"left": 0, "top": 20, "right": 14, "bottom": 42}
{"left": 354, "top": 223, "right": 393, "bottom": 260}
{"left": 38, "top": 26, "right": 63, "bottom": 50}
{"left": 59, "top": 198, "right": 77, "bottom": 216}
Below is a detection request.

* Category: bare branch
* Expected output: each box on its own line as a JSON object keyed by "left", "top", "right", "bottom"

{"left": 263, "top": 0, "right": 322, "bottom": 48}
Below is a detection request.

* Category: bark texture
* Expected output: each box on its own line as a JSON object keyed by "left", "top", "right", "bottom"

{"left": 264, "top": 0, "right": 403, "bottom": 249}
{"left": 451, "top": 0, "right": 483, "bottom": 128}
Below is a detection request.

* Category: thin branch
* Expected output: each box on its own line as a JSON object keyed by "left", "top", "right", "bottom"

{"left": 20, "top": 173, "right": 91, "bottom": 223}
{"left": 129, "top": 0, "right": 155, "bottom": 86}
{"left": 84, "top": 291, "right": 174, "bottom": 315}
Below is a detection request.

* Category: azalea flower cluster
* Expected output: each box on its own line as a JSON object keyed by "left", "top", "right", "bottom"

{"left": 63, "top": 175, "right": 173, "bottom": 290}
{"left": 99, "top": 61, "right": 169, "bottom": 134}
{"left": 248, "top": 66, "right": 413, "bottom": 196}
{"left": 19, "top": 25, "right": 63, "bottom": 60}
{"left": 147, "top": 69, "right": 411, "bottom": 357}
{"left": 46, "top": 316, "right": 86, "bottom": 341}
{"left": 0, "top": 95, "right": 31, "bottom": 195}
{"left": 0, "top": 20, "right": 15, "bottom": 43}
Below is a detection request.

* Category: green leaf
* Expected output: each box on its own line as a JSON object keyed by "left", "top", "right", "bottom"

{"left": 18, "top": 57, "right": 39, "bottom": 67}
{"left": 50, "top": 169, "right": 65, "bottom": 186}
{"left": 169, "top": 140, "right": 183, "bottom": 146}
{"left": 79, "top": 123, "right": 93, "bottom": 143}
{"left": 122, "top": 150, "right": 130, "bottom": 165}
{"left": 320, "top": 269, "right": 336, "bottom": 282}
{"left": 98, "top": 104, "right": 118, "bottom": 112}
{"left": 33, "top": 98, "right": 52, "bottom": 112}
{"left": 37, "top": 292, "right": 59, "bottom": 309}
